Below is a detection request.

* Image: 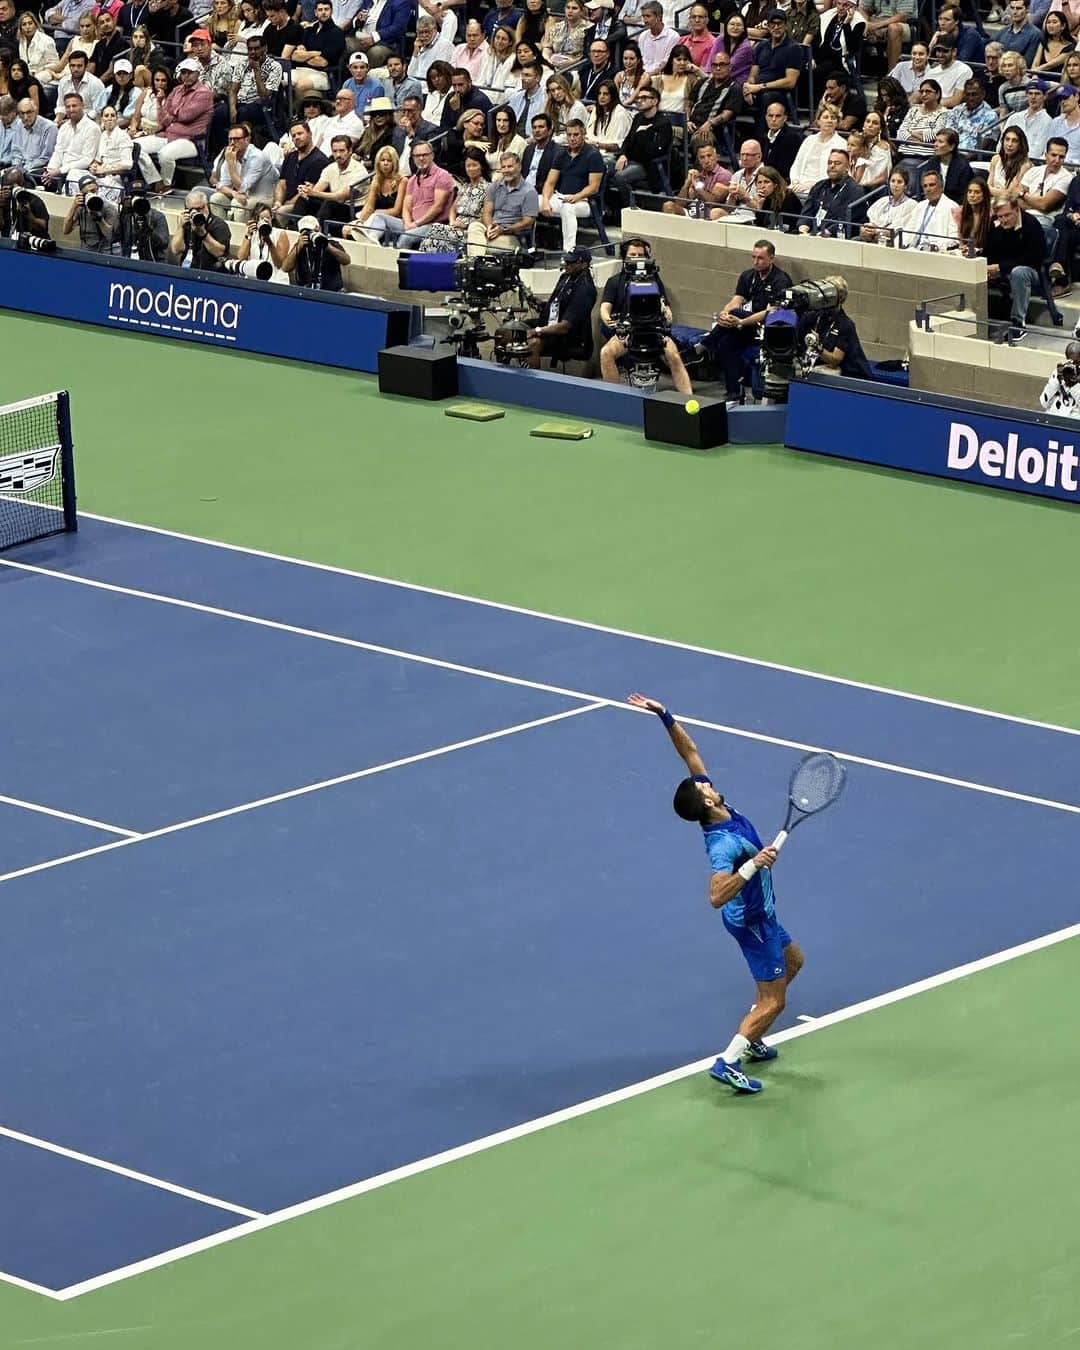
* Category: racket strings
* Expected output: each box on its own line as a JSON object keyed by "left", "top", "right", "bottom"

{"left": 789, "top": 752, "right": 846, "bottom": 812}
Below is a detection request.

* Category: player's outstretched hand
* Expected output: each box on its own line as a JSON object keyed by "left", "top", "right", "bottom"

{"left": 628, "top": 692, "right": 664, "bottom": 714}
{"left": 755, "top": 847, "right": 778, "bottom": 871}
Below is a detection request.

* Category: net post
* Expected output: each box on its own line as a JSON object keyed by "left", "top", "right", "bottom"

{"left": 57, "top": 390, "right": 78, "bottom": 534}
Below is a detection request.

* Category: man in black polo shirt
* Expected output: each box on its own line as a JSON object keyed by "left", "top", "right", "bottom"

{"left": 273, "top": 119, "right": 329, "bottom": 223}
{"left": 701, "top": 238, "right": 792, "bottom": 403}
{"left": 539, "top": 119, "right": 605, "bottom": 251}
{"left": 527, "top": 246, "right": 598, "bottom": 366}
{"left": 744, "top": 9, "right": 801, "bottom": 125}
{"left": 796, "top": 275, "right": 871, "bottom": 378}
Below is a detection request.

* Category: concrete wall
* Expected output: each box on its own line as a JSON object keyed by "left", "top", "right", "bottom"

{"left": 33, "top": 189, "right": 619, "bottom": 307}
{"left": 907, "top": 314, "right": 1070, "bottom": 410}
{"left": 618, "top": 209, "right": 989, "bottom": 363}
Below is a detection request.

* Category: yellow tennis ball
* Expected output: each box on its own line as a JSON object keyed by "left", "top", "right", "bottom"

{"left": 685, "top": 399, "right": 700, "bottom": 415}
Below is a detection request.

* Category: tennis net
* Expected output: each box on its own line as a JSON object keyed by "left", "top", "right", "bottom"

{"left": 0, "top": 391, "right": 77, "bottom": 552}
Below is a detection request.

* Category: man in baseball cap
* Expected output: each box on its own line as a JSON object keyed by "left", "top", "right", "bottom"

{"left": 744, "top": 8, "right": 799, "bottom": 114}
{"left": 527, "top": 244, "right": 597, "bottom": 368}
{"left": 344, "top": 50, "right": 382, "bottom": 114}
{"left": 63, "top": 170, "right": 119, "bottom": 253}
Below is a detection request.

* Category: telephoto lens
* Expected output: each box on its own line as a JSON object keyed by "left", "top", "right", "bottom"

{"left": 85, "top": 194, "right": 104, "bottom": 214}
{"left": 131, "top": 196, "right": 151, "bottom": 217}
{"left": 258, "top": 221, "right": 273, "bottom": 239}
{"left": 190, "top": 210, "right": 207, "bottom": 228}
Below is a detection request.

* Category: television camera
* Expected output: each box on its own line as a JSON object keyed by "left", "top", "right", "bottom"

{"left": 443, "top": 251, "right": 539, "bottom": 366}
{"left": 759, "top": 277, "right": 846, "bottom": 403}
{"left": 612, "top": 255, "right": 670, "bottom": 391}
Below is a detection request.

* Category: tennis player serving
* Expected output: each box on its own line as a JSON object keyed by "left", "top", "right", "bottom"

{"left": 629, "top": 692, "right": 804, "bottom": 1095}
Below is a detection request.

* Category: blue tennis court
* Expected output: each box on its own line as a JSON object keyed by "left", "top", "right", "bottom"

{"left": 3, "top": 516, "right": 1079, "bottom": 1298}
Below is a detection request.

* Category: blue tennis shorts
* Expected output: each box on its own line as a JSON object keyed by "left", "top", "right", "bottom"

{"left": 721, "top": 911, "right": 792, "bottom": 983}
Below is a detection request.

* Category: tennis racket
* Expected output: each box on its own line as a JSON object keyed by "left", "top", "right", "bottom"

{"left": 771, "top": 752, "right": 846, "bottom": 853}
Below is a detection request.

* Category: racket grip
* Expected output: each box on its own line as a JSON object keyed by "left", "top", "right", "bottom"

{"left": 771, "top": 830, "right": 788, "bottom": 852}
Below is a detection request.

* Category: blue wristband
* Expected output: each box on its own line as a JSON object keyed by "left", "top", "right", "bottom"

{"left": 659, "top": 708, "right": 675, "bottom": 729}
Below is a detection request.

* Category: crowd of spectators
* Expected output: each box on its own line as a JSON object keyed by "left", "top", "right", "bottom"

{"left": 2, "top": 0, "right": 1080, "bottom": 339}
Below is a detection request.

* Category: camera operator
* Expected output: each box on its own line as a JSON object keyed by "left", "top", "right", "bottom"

{"left": 283, "top": 212, "right": 350, "bottom": 291}
{"left": 1039, "top": 341, "right": 1080, "bottom": 418}
{"left": 118, "top": 175, "right": 170, "bottom": 261}
{"left": 795, "top": 274, "right": 871, "bottom": 378}
{"left": 62, "top": 172, "right": 120, "bottom": 254}
{"left": 0, "top": 167, "right": 49, "bottom": 239}
{"left": 169, "top": 188, "right": 230, "bottom": 270}
{"left": 599, "top": 237, "right": 693, "bottom": 394}
{"left": 526, "top": 245, "right": 598, "bottom": 368}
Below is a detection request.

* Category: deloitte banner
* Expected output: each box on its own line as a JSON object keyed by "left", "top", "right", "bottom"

{"left": 0, "top": 241, "right": 415, "bottom": 372}
{"left": 786, "top": 375, "right": 1079, "bottom": 505}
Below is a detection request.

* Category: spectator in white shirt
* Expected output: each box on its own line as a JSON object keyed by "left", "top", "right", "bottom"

{"left": 87, "top": 105, "right": 133, "bottom": 185}
{"left": 1002, "top": 79, "right": 1053, "bottom": 159}
{"left": 55, "top": 51, "right": 107, "bottom": 123}
{"left": 41, "top": 92, "right": 101, "bottom": 188}
{"left": 1015, "top": 134, "right": 1072, "bottom": 238}
{"left": 861, "top": 164, "right": 912, "bottom": 242}
{"left": 900, "top": 166, "right": 959, "bottom": 248}
{"left": 789, "top": 104, "right": 846, "bottom": 197}
{"left": 888, "top": 39, "right": 930, "bottom": 94}
{"left": 408, "top": 14, "right": 455, "bottom": 81}
{"left": 316, "top": 87, "right": 366, "bottom": 153}
{"left": 929, "top": 34, "right": 973, "bottom": 107}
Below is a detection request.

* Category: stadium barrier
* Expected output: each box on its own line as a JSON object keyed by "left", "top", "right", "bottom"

{"left": 786, "top": 373, "right": 1080, "bottom": 505}
{"left": 0, "top": 240, "right": 416, "bottom": 372}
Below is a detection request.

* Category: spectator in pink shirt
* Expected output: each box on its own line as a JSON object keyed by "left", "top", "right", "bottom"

{"left": 134, "top": 57, "right": 213, "bottom": 188}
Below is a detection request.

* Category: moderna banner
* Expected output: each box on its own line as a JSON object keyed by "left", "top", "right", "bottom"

{"left": 0, "top": 241, "right": 415, "bottom": 373}
{"left": 785, "top": 375, "right": 1079, "bottom": 505}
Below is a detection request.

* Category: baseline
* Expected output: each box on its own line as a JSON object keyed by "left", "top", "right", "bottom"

{"left": 51, "top": 919, "right": 1080, "bottom": 1301}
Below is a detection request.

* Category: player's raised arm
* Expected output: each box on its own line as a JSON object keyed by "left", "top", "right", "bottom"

{"left": 627, "top": 693, "right": 708, "bottom": 777}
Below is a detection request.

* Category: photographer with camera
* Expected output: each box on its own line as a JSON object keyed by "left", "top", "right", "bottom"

{"left": 283, "top": 211, "right": 350, "bottom": 290}
{"left": 62, "top": 172, "right": 120, "bottom": 253}
{"left": 794, "top": 275, "right": 871, "bottom": 378}
{"left": 169, "top": 187, "right": 230, "bottom": 269}
{"left": 237, "top": 201, "right": 290, "bottom": 278}
{"left": 1039, "top": 341, "right": 1080, "bottom": 418}
{"left": 0, "top": 167, "right": 49, "bottom": 240}
{"left": 118, "top": 175, "right": 170, "bottom": 261}
{"left": 599, "top": 237, "right": 693, "bottom": 393}
{"left": 526, "top": 244, "right": 598, "bottom": 367}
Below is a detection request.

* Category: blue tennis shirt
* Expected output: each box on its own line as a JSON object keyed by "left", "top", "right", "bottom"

{"left": 697, "top": 779, "right": 775, "bottom": 928}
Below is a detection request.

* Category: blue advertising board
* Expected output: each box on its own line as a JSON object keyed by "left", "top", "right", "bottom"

{"left": 0, "top": 242, "right": 415, "bottom": 373}
{"left": 785, "top": 375, "right": 1080, "bottom": 505}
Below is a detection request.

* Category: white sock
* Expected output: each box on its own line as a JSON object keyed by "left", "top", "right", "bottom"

{"left": 721, "top": 1033, "right": 749, "bottom": 1063}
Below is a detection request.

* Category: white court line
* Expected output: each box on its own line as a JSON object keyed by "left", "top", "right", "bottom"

{"left": 80, "top": 510, "right": 1080, "bottom": 741}
{"left": 0, "top": 1124, "right": 261, "bottom": 1221}
{"left": 50, "top": 918, "right": 1080, "bottom": 1302}
{"left": 0, "top": 1270, "right": 64, "bottom": 1300}
{"left": 0, "top": 793, "right": 138, "bottom": 839}
{"left": 0, "top": 703, "right": 607, "bottom": 888}
{"left": 0, "top": 557, "right": 1077, "bottom": 827}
